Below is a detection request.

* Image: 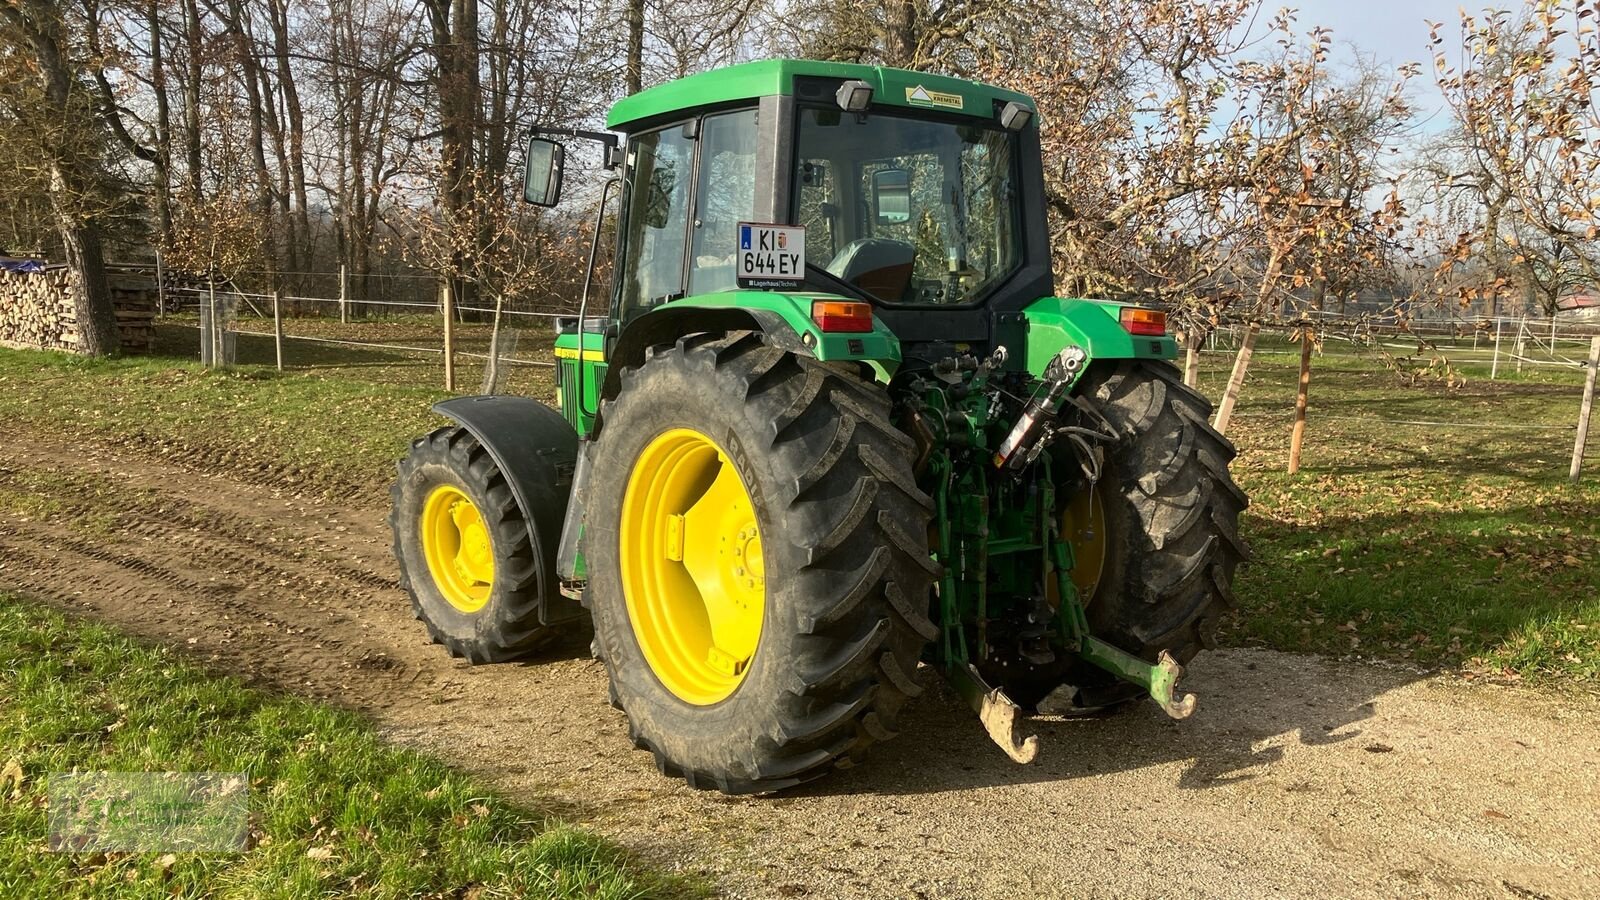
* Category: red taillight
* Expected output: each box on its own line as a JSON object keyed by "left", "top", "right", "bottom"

{"left": 1119, "top": 307, "right": 1167, "bottom": 336}
{"left": 812, "top": 300, "right": 873, "bottom": 333}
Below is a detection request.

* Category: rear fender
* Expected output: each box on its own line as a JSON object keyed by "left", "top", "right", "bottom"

{"left": 1021, "top": 297, "right": 1179, "bottom": 378}
{"left": 430, "top": 396, "right": 585, "bottom": 625}
{"left": 601, "top": 293, "right": 901, "bottom": 404}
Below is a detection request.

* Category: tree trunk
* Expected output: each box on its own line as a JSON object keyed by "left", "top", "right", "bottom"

{"left": 58, "top": 210, "right": 120, "bottom": 357}
{"left": 1212, "top": 322, "right": 1259, "bottom": 435}
{"left": 266, "top": 0, "right": 310, "bottom": 271}
{"left": 884, "top": 0, "right": 916, "bottom": 67}
{"left": 148, "top": 0, "right": 173, "bottom": 243}
{"left": 425, "top": 0, "right": 481, "bottom": 308}
{"left": 1287, "top": 330, "right": 1313, "bottom": 474}
{"left": 1183, "top": 327, "right": 1201, "bottom": 387}
{"left": 626, "top": 0, "right": 644, "bottom": 94}
{"left": 181, "top": 0, "right": 205, "bottom": 198}
{"left": 224, "top": 0, "right": 276, "bottom": 277}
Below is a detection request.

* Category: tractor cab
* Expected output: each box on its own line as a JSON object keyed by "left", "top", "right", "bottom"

{"left": 524, "top": 60, "right": 1057, "bottom": 388}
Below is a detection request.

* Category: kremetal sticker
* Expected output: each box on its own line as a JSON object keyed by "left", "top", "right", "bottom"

{"left": 905, "top": 85, "right": 964, "bottom": 110}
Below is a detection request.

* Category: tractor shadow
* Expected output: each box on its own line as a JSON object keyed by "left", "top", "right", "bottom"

{"left": 797, "top": 648, "right": 1426, "bottom": 798}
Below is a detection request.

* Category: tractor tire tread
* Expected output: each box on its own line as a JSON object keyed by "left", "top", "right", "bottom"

{"left": 390, "top": 425, "right": 555, "bottom": 664}
{"left": 589, "top": 331, "right": 935, "bottom": 793}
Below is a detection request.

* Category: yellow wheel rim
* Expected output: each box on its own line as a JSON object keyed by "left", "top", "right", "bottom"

{"left": 421, "top": 485, "right": 495, "bottom": 613}
{"left": 1059, "top": 487, "right": 1108, "bottom": 606}
{"left": 620, "top": 428, "right": 765, "bottom": 706}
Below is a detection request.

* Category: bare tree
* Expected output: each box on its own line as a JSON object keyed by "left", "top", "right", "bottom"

{"left": 0, "top": 0, "right": 122, "bottom": 356}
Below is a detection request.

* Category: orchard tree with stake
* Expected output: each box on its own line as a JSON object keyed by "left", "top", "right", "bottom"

{"left": 1423, "top": 1, "right": 1600, "bottom": 316}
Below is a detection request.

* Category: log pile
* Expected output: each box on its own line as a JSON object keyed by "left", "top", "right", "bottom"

{"left": 0, "top": 265, "right": 156, "bottom": 354}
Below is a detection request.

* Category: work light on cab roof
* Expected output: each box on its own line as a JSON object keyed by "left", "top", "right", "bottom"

{"left": 389, "top": 59, "right": 1246, "bottom": 794}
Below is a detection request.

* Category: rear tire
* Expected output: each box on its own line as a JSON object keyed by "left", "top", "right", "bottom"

{"left": 391, "top": 426, "right": 557, "bottom": 663}
{"left": 995, "top": 360, "right": 1249, "bottom": 711}
{"left": 585, "top": 331, "right": 937, "bottom": 793}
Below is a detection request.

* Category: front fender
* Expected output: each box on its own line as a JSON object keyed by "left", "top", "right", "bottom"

{"left": 430, "top": 395, "right": 584, "bottom": 624}
{"left": 1021, "top": 297, "right": 1178, "bottom": 378}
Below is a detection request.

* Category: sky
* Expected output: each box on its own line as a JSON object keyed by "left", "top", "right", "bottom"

{"left": 1294, "top": 0, "right": 1468, "bottom": 69}
{"left": 1265, "top": 0, "right": 1482, "bottom": 136}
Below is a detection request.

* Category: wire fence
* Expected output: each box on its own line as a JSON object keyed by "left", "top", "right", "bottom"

{"left": 1177, "top": 315, "right": 1600, "bottom": 481}
{"left": 161, "top": 283, "right": 577, "bottom": 395}
{"left": 150, "top": 280, "right": 1600, "bottom": 482}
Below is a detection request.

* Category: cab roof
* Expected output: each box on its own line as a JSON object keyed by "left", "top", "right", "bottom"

{"left": 605, "top": 59, "right": 1035, "bottom": 131}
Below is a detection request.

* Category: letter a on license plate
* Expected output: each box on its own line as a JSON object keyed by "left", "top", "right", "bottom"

{"left": 737, "top": 222, "right": 806, "bottom": 290}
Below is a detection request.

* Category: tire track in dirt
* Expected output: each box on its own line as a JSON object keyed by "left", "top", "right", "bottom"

{"left": 2, "top": 429, "right": 1598, "bottom": 898}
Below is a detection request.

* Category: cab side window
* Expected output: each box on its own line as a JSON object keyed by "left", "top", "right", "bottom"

{"left": 688, "top": 109, "right": 759, "bottom": 295}
{"left": 616, "top": 125, "right": 694, "bottom": 318}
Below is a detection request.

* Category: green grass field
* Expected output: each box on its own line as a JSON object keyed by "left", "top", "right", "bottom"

{"left": 4, "top": 320, "right": 1597, "bottom": 683}
{"left": 0, "top": 596, "right": 696, "bottom": 899}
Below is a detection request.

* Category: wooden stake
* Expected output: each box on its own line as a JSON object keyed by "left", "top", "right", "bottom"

{"left": 1288, "top": 330, "right": 1313, "bottom": 474}
{"left": 154, "top": 250, "right": 167, "bottom": 317}
{"left": 338, "top": 263, "right": 349, "bottom": 324}
{"left": 272, "top": 288, "right": 284, "bottom": 371}
{"left": 441, "top": 279, "right": 456, "bottom": 391}
{"left": 1571, "top": 336, "right": 1600, "bottom": 483}
{"left": 1491, "top": 319, "right": 1502, "bottom": 380}
{"left": 207, "top": 278, "right": 219, "bottom": 367}
{"left": 1183, "top": 328, "right": 1201, "bottom": 388}
{"left": 1212, "top": 321, "right": 1259, "bottom": 435}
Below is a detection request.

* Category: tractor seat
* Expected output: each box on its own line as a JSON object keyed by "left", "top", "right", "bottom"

{"left": 825, "top": 239, "right": 915, "bottom": 302}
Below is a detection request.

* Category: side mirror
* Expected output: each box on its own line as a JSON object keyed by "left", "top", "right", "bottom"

{"left": 523, "top": 137, "right": 565, "bottom": 206}
{"left": 872, "top": 168, "right": 910, "bottom": 225}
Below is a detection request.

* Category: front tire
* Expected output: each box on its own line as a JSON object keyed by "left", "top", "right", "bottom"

{"left": 585, "top": 332, "right": 938, "bottom": 793}
{"left": 391, "top": 426, "right": 557, "bottom": 662}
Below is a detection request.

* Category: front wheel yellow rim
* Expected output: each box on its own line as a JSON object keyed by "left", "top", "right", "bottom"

{"left": 620, "top": 428, "right": 765, "bottom": 706}
{"left": 421, "top": 485, "right": 495, "bottom": 613}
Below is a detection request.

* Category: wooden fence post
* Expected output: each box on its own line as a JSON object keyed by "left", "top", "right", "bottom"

{"left": 272, "top": 288, "right": 284, "bottom": 371}
{"left": 1515, "top": 317, "right": 1527, "bottom": 374}
{"left": 338, "top": 264, "right": 349, "bottom": 324}
{"left": 154, "top": 249, "right": 167, "bottom": 317}
{"left": 1571, "top": 336, "right": 1600, "bottom": 483}
{"left": 441, "top": 279, "right": 457, "bottom": 391}
{"left": 1212, "top": 321, "right": 1259, "bottom": 435}
{"left": 207, "top": 277, "right": 219, "bottom": 367}
{"left": 1288, "top": 329, "right": 1313, "bottom": 474}
{"left": 1491, "top": 319, "right": 1503, "bottom": 380}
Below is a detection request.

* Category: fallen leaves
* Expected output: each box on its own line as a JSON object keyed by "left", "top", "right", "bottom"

{"left": 0, "top": 758, "right": 22, "bottom": 801}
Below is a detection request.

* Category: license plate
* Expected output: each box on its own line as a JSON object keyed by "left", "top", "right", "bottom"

{"left": 737, "top": 223, "right": 805, "bottom": 289}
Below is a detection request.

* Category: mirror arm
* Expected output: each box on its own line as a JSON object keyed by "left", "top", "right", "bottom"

{"left": 526, "top": 126, "right": 622, "bottom": 169}
{"left": 574, "top": 175, "right": 622, "bottom": 420}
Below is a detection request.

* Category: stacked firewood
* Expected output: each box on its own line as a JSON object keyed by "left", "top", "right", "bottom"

{"left": 0, "top": 266, "right": 157, "bottom": 354}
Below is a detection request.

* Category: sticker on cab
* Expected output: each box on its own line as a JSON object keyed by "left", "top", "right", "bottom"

{"left": 905, "top": 85, "right": 964, "bottom": 110}
{"left": 737, "top": 222, "right": 806, "bottom": 290}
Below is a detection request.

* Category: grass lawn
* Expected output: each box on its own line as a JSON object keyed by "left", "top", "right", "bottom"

{"left": 4, "top": 322, "right": 1598, "bottom": 683}
{"left": 1205, "top": 334, "right": 1600, "bottom": 682}
{"left": 0, "top": 595, "right": 695, "bottom": 899}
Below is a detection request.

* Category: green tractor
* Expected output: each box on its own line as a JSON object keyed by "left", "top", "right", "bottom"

{"left": 391, "top": 60, "right": 1247, "bottom": 792}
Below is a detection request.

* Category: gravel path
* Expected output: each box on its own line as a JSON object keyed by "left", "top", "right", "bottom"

{"left": 2, "top": 430, "right": 1595, "bottom": 899}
